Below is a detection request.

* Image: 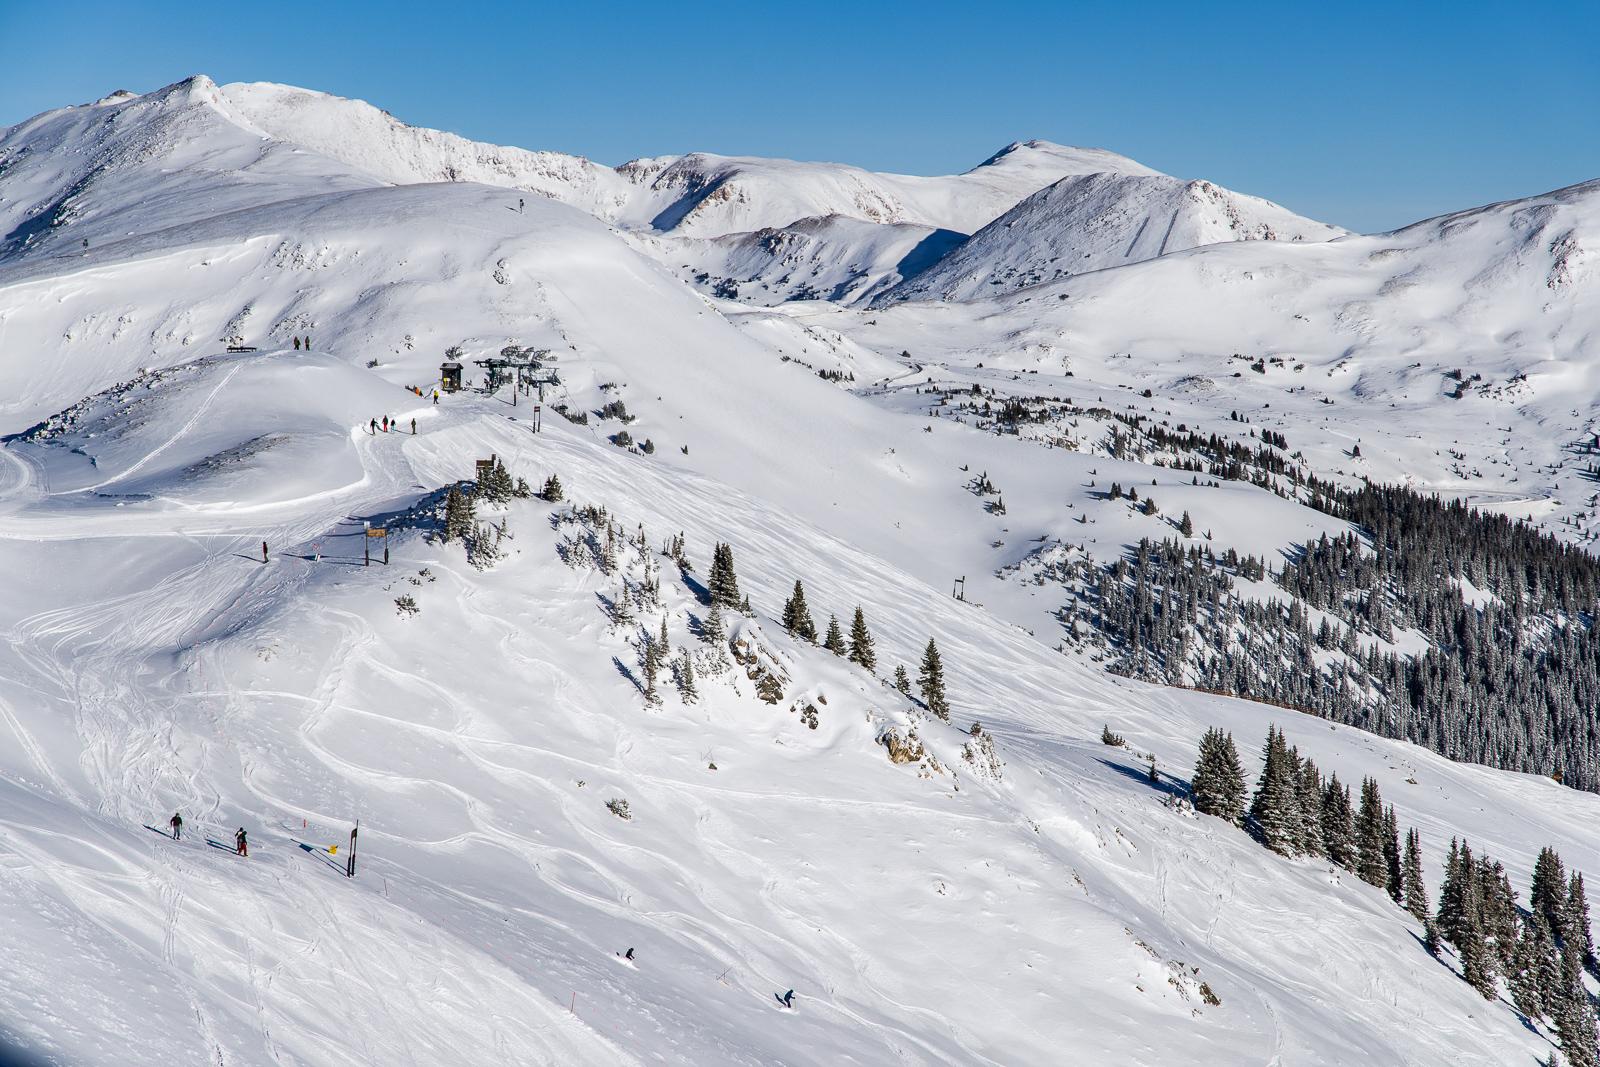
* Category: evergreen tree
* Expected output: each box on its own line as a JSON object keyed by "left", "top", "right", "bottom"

{"left": 701, "top": 602, "right": 727, "bottom": 648}
{"left": 641, "top": 634, "right": 661, "bottom": 705}
{"left": 1321, "top": 774, "right": 1356, "bottom": 870}
{"left": 1458, "top": 905, "right": 1496, "bottom": 1000}
{"left": 1535, "top": 914, "right": 1565, "bottom": 1018}
{"left": 848, "top": 606, "right": 877, "bottom": 671}
{"left": 918, "top": 639, "right": 950, "bottom": 720}
{"left": 1535, "top": 848, "right": 1571, "bottom": 936}
{"left": 1191, "top": 727, "right": 1247, "bottom": 823}
{"left": 1179, "top": 510, "right": 1194, "bottom": 537}
{"left": 894, "top": 665, "right": 912, "bottom": 696}
{"left": 676, "top": 651, "right": 698, "bottom": 703}
{"left": 478, "top": 458, "right": 515, "bottom": 503}
{"left": 1554, "top": 952, "right": 1600, "bottom": 1067}
{"left": 1295, "top": 754, "right": 1326, "bottom": 857}
{"left": 1437, "top": 838, "right": 1469, "bottom": 946}
{"left": 782, "top": 581, "right": 817, "bottom": 642}
{"left": 1566, "top": 872, "right": 1597, "bottom": 974}
{"left": 1513, "top": 919, "right": 1545, "bottom": 1019}
{"left": 542, "top": 473, "right": 564, "bottom": 502}
{"left": 1354, "top": 777, "right": 1389, "bottom": 889}
{"left": 1248, "top": 725, "right": 1299, "bottom": 856}
{"left": 443, "top": 485, "right": 475, "bottom": 542}
{"left": 658, "top": 615, "right": 670, "bottom": 656}
{"left": 739, "top": 593, "right": 752, "bottom": 614}
{"left": 1481, "top": 859, "right": 1519, "bottom": 971}
{"left": 707, "top": 543, "right": 741, "bottom": 608}
{"left": 1402, "top": 828, "right": 1430, "bottom": 921}
{"left": 823, "top": 615, "right": 847, "bottom": 656}
{"left": 1383, "top": 806, "right": 1404, "bottom": 904}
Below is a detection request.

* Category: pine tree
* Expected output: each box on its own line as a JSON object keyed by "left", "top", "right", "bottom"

{"left": 1321, "top": 774, "right": 1356, "bottom": 870}
{"left": 1191, "top": 727, "right": 1247, "bottom": 823}
{"left": 918, "top": 639, "right": 950, "bottom": 720}
{"left": 1459, "top": 905, "right": 1496, "bottom": 1000}
{"left": 894, "top": 664, "right": 912, "bottom": 696}
{"left": 676, "top": 651, "right": 698, "bottom": 703}
{"left": 602, "top": 523, "right": 618, "bottom": 573}
{"left": 1295, "top": 754, "right": 1325, "bottom": 857}
{"left": 701, "top": 602, "right": 726, "bottom": 647}
{"left": 1555, "top": 948, "right": 1600, "bottom": 1067}
{"left": 1179, "top": 510, "right": 1194, "bottom": 537}
{"left": 658, "top": 615, "right": 670, "bottom": 656}
{"left": 1354, "top": 777, "right": 1389, "bottom": 889}
{"left": 823, "top": 615, "right": 846, "bottom": 655}
{"left": 1402, "top": 828, "right": 1430, "bottom": 921}
{"left": 848, "top": 606, "right": 877, "bottom": 671}
{"left": 1248, "top": 726, "right": 1299, "bottom": 856}
{"left": 1534, "top": 913, "right": 1565, "bottom": 1018}
{"left": 443, "top": 485, "right": 475, "bottom": 542}
{"left": 542, "top": 473, "right": 564, "bottom": 501}
{"left": 1437, "top": 838, "right": 1472, "bottom": 947}
{"left": 782, "top": 581, "right": 817, "bottom": 642}
{"left": 642, "top": 634, "right": 661, "bottom": 705}
{"left": 1534, "top": 847, "right": 1570, "bottom": 936}
{"left": 708, "top": 543, "right": 741, "bottom": 608}
{"left": 1383, "top": 806, "right": 1404, "bottom": 904}
{"left": 1513, "top": 919, "right": 1545, "bottom": 1019}
{"left": 1566, "top": 872, "right": 1596, "bottom": 974}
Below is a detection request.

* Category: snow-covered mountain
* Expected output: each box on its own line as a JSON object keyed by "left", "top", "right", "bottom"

{"left": 2, "top": 75, "right": 1600, "bottom": 1067}
{"left": 880, "top": 169, "right": 1348, "bottom": 303}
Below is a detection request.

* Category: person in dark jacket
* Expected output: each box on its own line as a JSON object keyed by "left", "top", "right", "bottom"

{"left": 169, "top": 812, "right": 183, "bottom": 840}
{"left": 235, "top": 828, "right": 248, "bottom": 857}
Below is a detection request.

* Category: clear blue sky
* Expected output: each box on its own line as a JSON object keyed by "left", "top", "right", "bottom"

{"left": 2, "top": 0, "right": 1595, "bottom": 233}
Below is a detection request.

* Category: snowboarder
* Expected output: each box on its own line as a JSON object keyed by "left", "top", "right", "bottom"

{"left": 262, "top": 541, "right": 269, "bottom": 564}
{"left": 623, "top": 947, "right": 634, "bottom": 961}
{"left": 235, "top": 828, "right": 248, "bottom": 857}
{"left": 410, "top": 418, "right": 416, "bottom": 435}
{"left": 169, "top": 812, "right": 183, "bottom": 840}
{"left": 779, "top": 989, "right": 794, "bottom": 1009}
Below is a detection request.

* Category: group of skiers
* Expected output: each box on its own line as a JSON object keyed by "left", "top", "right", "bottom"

{"left": 290, "top": 336, "right": 313, "bottom": 351}
{"left": 167, "top": 813, "right": 247, "bottom": 856}
{"left": 368, "top": 416, "right": 416, "bottom": 435}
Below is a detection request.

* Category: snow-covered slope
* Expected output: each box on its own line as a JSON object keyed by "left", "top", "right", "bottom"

{"left": 617, "top": 140, "right": 1161, "bottom": 237}
{"left": 2, "top": 76, "right": 1600, "bottom": 1067}
{"left": 881, "top": 170, "right": 1348, "bottom": 303}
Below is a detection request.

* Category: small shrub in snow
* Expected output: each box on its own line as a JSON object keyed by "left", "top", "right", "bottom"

{"left": 606, "top": 798, "right": 632, "bottom": 820}
{"left": 613, "top": 429, "right": 633, "bottom": 449}
{"left": 1101, "top": 725, "right": 1126, "bottom": 747}
{"left": 394, "top": 594, "right": 419, "bottom": 617}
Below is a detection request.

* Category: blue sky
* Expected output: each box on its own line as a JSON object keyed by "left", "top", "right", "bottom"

{"left": 2, "top": 0, "right": 1595, "bottom": 233}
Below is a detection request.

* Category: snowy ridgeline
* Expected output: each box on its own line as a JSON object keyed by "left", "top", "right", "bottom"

{"left": 0, "top": 75, "right": 1599, "bottom": 1067}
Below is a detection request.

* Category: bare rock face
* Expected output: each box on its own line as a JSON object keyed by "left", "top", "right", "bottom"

{"left": 878, "top": 726, "right": 925, "bottom": 765}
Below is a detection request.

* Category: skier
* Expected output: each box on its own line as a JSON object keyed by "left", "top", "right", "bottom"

{"left": 410, "top": 418, "right": 417, "bottom": 435}
{"left": 169, "top": 812, "right": 183, "bottom": 840}
{"left": 235, "top": 827, "right": 248, "bottom": 857}
{"left": 624, "top": 947, "right": 634, "bottom": 961}
{"left": 262, "top": 541, "right": 269, "bottom": 564}
{"left": 382, "top": 416, "right": 389, "bottom": 433}
{"left": 780, "top": 989, "right": 795, "bottom": 1009}
{"left": 293, "top": 336, "right": 301, "bottom": 351}
{"left": 370, "top": 417, "right": 377, "bottom": 435}
{"left": 518, "top": 198, "right": 525, "bottom": 214}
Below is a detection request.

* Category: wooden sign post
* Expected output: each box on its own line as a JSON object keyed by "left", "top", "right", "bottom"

{"left": 366, "top": 528, "right": 388, "bottom": 566}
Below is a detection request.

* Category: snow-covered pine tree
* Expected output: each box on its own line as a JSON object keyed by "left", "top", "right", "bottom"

{"left": 1554, "top": 949, "right": 1600, "bottom": 1067}
{"left": 1295, "top": 754, "right": 1325, "bottom": 857}
{"left": 1248, "top": 725, "right": 1299, "bottom": 856}
{"left": 1354, "top": 777, "right": 1389, "bottom": 889}
{"left": 1512, "top": 919, "right": 1545, "bottom": 1020}
{"left": 1565, "top": 872, "right": 1596, "bottom": 974}
{"left": 1534, "top": 847, "right": 1570, "bottom": 935}
{"left": 823, "top": 615, "right": 846, "bottom": 656}
{"left": 894, "top": 665, "right": 912, "bottom": 696}
{"left": 782, "top": 581, "right": 818, "bottom": 642}
{"left": 1179, "top": 510, "right": 1194, "bottom": 537}
{"left": 707, "top": 543, "right": 741, "bottom": 608}
{"left": 701, "top": 602, "right": 726, "bottom": 647}
{"left": 676, "top": 650, "right": 697, "bottom": 703}
{"left": 848, "top": 607, "right": 876, "bottom": 671}
{"left": 918, "top": 639, "right": 950, "bottom": 721}
{"left": 443, "top": 485, "right": 475, "bottom": 542}
{"left": 1321, "top": 774, "right": 1356, "bottom": 870}
{"left": 1191, "top": 727, "right": 1247, "bottom": 823}
{"left": 1459, "top": 905, "right": 1496, "bottom": 1000}
{"left": 642, "top": 633, "right": 661, "bottom": 705}
{"left": 658, "top": 615, "right": 670, "bottom": 656}
{"left": 1403, "top": 828, "right": 1430, "bottom": 921}
{"left": 1437, "top": 838, "right": 1471, "bottom": 948}
{"left": 1383, "top": 806, "right": 1404, "bottom": 904}
{"left": 542, "top": 473, "right": 564, "bottom": 501}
